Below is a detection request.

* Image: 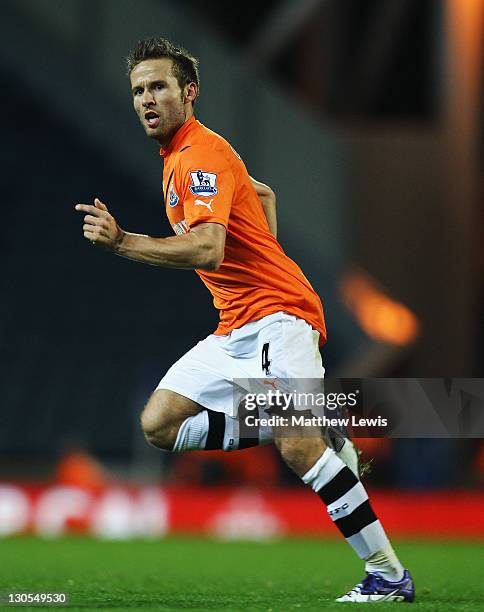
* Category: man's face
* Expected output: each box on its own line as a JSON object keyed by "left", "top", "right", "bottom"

{"left": 130, "top": 58, "right": 188, "bottom": 145}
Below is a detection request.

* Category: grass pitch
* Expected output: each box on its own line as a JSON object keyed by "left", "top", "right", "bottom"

{"left": 0, "top": 536, "right": 482, "bottom": 611}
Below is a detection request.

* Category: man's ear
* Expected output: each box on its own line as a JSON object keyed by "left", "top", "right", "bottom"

{"left": 184, "top": 82, "right": 198, "bottom": 104}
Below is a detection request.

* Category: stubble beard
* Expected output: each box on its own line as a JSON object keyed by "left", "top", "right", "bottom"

{"left": 151, "top": 104, "right": 186, "bottom": 146}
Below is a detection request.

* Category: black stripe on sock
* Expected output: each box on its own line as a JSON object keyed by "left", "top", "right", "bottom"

{"left": 333, "top": 499, "right": 378, "bottom": 538}
{"left": 205, "top": 411, "right": 225, "bottom": 450}
{"left": 237, "top": 399, "right": 260, "bottom": 449}
{"left": 318, "top": 466, "right": 359, "bottom": 506}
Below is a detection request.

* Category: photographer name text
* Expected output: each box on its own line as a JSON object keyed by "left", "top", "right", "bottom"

{"left": 244, "top": 415, "right": 388, "bottom": 428}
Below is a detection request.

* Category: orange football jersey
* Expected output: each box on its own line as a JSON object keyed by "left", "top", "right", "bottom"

{"left": 160, "top": 116, "right": 327, "bottom": 345}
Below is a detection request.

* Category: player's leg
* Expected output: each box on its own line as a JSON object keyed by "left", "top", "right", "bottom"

{"left": 258, "top": 313, "right": 361, "bottom": 477}
{"left": 141, "top": 314, "right": 358, "bottom": 466}
{"left": 267, "top": 314, "right": 412, "bottom": 602}
{"left": 140, "top": 389, "right": 201, "bottom": 451}
{"left": 140, "top": 331, "right": 274, "bottom": 453}
{"left": 273, "top": 430, "right": 414, "bottom": 603}
{"left": 140, "top": 388, "right": 266, "bottom": 452}
{"left": 142, "top": 314, "right": 359, "bottom": 463}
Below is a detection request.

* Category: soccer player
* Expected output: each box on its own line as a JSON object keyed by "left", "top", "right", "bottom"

{"left": 75, "top": 37, "right": 414, "bottom": 603}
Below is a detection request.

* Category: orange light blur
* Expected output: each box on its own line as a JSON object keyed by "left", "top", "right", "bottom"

{"left": 339, "top": 270, "right": 420, "bottom": 346}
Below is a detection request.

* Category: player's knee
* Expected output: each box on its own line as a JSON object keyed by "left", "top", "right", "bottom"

{"left": 140, "top": 413, "right": 172, "bottom": 450}
{"left": 140, "top": 389, "right": 203, "bottom": 451}
{"left": 140, "top": 398, "right": 177, "bottom": 451}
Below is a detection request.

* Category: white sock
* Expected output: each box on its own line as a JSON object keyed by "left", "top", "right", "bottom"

{"left": 172, "top": 410, "right": 273, "bottom": 452}
{"left": 173, "top": 411, "right": 209, "bottom": 451}
{"left": 365, "top": 543, "right": 405, "bottom": 581}
{"left": 302, "top": 447, "right": 346, "bottom": 490}
{"left": 302, "top": 448, "right": 402, "bottom": 569}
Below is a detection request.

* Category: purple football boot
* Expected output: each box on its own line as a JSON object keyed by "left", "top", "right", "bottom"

{"left": 336, "top": 570, "right": 415, "bottom": 603}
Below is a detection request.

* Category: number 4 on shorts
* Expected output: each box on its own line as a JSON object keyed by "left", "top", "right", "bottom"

{"left": 261, "top": 342, "right": 271, "bottom": 375}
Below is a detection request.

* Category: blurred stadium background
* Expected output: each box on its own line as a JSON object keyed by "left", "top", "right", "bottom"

{"left": 0, "top": 0, "right": 483, "bottom": 594}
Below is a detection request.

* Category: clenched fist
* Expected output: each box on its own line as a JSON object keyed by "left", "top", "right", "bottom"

{"left": 75, "top": 198, "right": 124, "bottom": 250}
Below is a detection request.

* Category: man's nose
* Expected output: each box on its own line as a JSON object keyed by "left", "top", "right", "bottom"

{"left": 141, "top": 91, "right": 155, "bottom": 106}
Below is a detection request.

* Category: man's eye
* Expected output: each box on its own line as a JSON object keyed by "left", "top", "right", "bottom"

{"left": 155, "top": 83, "right": 165, "bottom": 90}
{"left": 134, "top": 89, "right": 143, "bottom": 96}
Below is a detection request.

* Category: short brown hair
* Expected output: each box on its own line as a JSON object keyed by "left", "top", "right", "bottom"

{"left": 126, "top": 37, "right": 200, "bottom": 99}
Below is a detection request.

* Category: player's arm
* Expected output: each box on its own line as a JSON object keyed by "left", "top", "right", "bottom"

{"left": 75, "top": 199, "right": 225, "bottom": 271}
{"left": 250, "top": 176, "right": 277, "bottom": 238}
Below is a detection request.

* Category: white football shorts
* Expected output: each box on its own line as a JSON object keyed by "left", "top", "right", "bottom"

{"left": 156, "top": 311, "right": 325, "bottom": 417}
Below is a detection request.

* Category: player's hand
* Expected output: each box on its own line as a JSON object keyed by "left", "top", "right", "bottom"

{"left": 75, "top": 198, "right": 125, "bottom": 251}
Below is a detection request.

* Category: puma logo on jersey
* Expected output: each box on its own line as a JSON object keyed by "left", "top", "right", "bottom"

{"left": 194, "top": 198, "right": 214, "bottom": 213}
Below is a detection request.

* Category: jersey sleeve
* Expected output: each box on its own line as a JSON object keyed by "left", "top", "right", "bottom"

{"left": 175, "top": 145, "right": 235, "bottom": 229}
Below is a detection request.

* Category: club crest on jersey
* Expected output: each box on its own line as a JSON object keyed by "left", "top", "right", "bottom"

{"left": 169, "top": 185, "right": 179, "bottom": 207}
{"left": 189, "top": 170, "right": 218, "bottom": 196}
